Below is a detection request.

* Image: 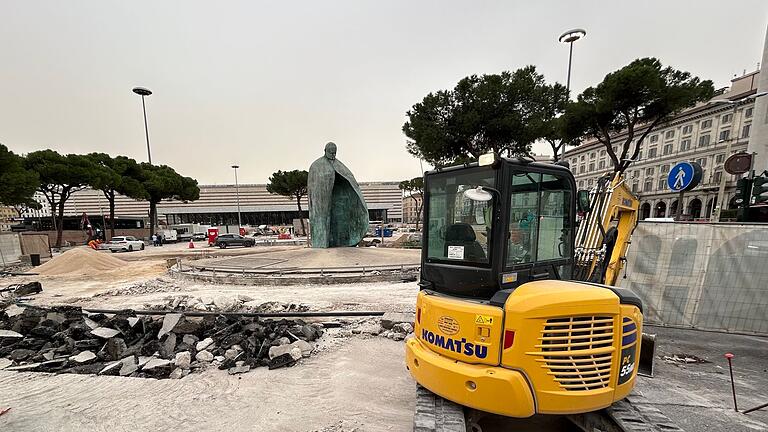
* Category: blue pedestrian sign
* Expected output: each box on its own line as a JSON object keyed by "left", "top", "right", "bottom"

{"left": 667, "top": 161, "right": 703, "bottom": 192}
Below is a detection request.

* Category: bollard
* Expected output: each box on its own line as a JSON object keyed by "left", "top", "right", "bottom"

{"left": 725, "top": 352, "right": 738, "bottom": 411}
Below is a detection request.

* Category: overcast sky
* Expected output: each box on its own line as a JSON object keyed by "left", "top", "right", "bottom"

{"left": 1, "top": 1, "right": 767, "bottom": 185}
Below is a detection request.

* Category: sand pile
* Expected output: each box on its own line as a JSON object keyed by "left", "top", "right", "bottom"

{"left": 36, "top": 247, "right": 127, "bottom": 276}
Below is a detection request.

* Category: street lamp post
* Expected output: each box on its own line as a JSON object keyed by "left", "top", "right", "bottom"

{"left": 132, "top": 87, "right": 153, "bottom": 164}
{"left": 557, "top": 28, "right": 586, "bottom": 161}
{"left": 232, "top": 165, "right": 242, "bottom": 231}
{"left": 558, "top": 28, "right": 587, "bottom": 98}
{"left": 711, "top": 91, "right": 768, "bottom": 222}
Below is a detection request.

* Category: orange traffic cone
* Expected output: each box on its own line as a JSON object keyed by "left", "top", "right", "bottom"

{"left": 188, "top": 239, "right": 195, "bottom": 249}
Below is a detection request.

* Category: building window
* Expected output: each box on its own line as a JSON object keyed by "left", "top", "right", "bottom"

{"left": 661, "top": 164, "right": 670, "bottom": 173}
{"left": 682, "top": 125, "right": 693, "bottom": 135}
{"left": 587, "top": 178, "right": 593, "bottom": 187}
{"left": 648, "top": 147, "right": 657, "bottom": 158}
{"left": 746, "top": 107, "right": 754, "bottom": 118}
{"left": 663, "top": 144, "right": 673, "bottom": 155}
{"left": 579, "top": 165, "right": 585, "bottom": 174}
{"left": 665, "top": 130, "right": 675, "bottom": 139}
{"left": 722, "top": 113, "right": 733, "bottom": 124}
{"left": 632, "top": 181, "right": 638, "bottom": 193}
{"left": 600, "top": 149, "right": 606, "bottom": 157}
{"left": 588, "top": 162, "right": 595, "bottom": 171}
{"left": 578, "top": 180, "right": 584, "bottom": 188}
{"left": 650, "top": 135, "right": 659, "bottom": 143}
{"left": 701, "top": 119, "right": 712, "bottom": 129}
{"left": 598, "top": 160, "right": 605, "bottom": 170}
{"left": 696, "top": 157, "right": 707, "bottom": 168}
{"left": 719, "top": 129, "right": 730, "bottom": 142}
{"left": 590, "top": 152, "right": 596, "bottom": 160}
{"left": 698, "top": 135, "right": 710, "bottom": 146}
{"left": 633, "top": 170, "right": 640, "bottom": 178}
{"left": 742, "top": 124, "right": 751, "bottom": 138}
{"left": 580, "top": 155, "right": 585, "bottom": 161}
{"left": 715, "top": 154, "right": 725, "bottom": 164}
{"left": 645, "top": 167, "right": 654, "bottom": 176}
{"left": 637, "top": 150, "right": 643, "bottom": 160}
{"left": 658, "top": 179, "right": 667, "bottom": 190}
{"left": 643, "top": 180, "right": 652, "bottom": 192}
{"left": 680, "top": 139, "right": 691, "bottom": 151}
{"left": 713, "top": 170, "right": 723, "bottom": 185}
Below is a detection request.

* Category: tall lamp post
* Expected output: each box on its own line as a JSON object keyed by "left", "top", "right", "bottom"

{"left": 557, "top": 28, "right": 586, "bottom": 160}
{"left": 711, "top": 91, "right": 768, "bottom": 222}
{"left": 232, "top": 165, "right": 242, "bottom": 232}
{"left": 132, "top": 87, "right": 153, "bottom": 164}
{"left": 558, "top": 28, "right": 587, "bottom": 98}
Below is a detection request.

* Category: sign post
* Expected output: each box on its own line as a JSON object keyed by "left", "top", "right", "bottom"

{"left": 667, "top": 162, "right": 703, "bottom": 221}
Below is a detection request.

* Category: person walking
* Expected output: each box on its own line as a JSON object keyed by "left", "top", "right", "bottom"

{"left": 152, "top": 233, "right": 158, "bottom": 247}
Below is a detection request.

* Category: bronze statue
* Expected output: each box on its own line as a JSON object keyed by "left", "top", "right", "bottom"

{"left": 308, "top": 142, "right": 369, "bottom": 247}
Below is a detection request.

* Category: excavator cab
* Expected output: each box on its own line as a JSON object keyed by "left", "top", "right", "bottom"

{"left": 406, "top": 156, "right": 648, "bottom": 418}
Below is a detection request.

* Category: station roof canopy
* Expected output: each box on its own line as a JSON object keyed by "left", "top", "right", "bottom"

{"left": 159, "top": 203, "right": 392, "bottom": 214}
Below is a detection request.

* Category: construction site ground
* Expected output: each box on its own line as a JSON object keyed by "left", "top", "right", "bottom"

{"left": 1, "top": 245, "right": 767, "bottom": 431}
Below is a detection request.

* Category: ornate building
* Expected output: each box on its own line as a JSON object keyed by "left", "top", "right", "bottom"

{"left": 563, "top": 71, "right": 759, "bottom": 220}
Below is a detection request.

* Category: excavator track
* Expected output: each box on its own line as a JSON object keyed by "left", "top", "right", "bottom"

{"left": 414, "top": 386, "right": 684, "bottom": 432}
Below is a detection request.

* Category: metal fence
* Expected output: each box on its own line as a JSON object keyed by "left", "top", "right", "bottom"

{"left": 621, "top": 221, "right": 768, "bottom": 335}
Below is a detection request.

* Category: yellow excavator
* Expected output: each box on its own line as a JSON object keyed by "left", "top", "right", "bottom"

{"left": 406, "top": 154, "right": 660, "bottom": 431}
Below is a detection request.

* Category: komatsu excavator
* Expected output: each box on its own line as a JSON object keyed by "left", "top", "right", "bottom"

{"left": 406, "top": 154, "right": 666, "bottom": 432}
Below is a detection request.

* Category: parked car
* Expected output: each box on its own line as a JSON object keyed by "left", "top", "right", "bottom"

{"left": 192, "top": 232, "right": 206, "bottom": 241}
{"left": 214, "top": 234, "right": 255, "bottom": 248}
{"left": 108, "top": 236, "right": 146, "bottom": 252}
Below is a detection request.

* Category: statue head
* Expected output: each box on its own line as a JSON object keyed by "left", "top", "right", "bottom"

{"left": 324, "top": 142, "right": 337, "bottom": 161}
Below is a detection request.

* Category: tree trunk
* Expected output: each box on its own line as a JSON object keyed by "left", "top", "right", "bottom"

{"left": 149, "top": 201, "right": 157, "bottom": 239}
{"left": 107, "top": 190, "right": 116, "bottom": 239}
{"left": 55, "top": 201, "right": 65, "bottom": 248}
{"left": 410, "top": 195, "right": 421, "bottom": 231}
{"left": 296, "top": 195, "right": 307, "bottom": 237}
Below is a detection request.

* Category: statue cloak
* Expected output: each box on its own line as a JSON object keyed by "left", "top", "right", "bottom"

{"left": 308, "top": 156, "right": 369, "bottom": 247}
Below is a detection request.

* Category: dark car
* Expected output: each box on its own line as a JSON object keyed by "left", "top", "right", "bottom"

{"left": 214, "top": 234, "right": 255, "bottom": 248}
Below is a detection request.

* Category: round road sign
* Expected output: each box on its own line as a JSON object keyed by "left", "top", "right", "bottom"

{"left": 724, "top": 152, "right": 752, "bottom": 175}
{"left": 667, "top": 161, "right": 703, "bottom": 192}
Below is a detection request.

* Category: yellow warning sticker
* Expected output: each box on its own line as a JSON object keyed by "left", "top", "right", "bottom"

{"left": 475, "top": 315, "right": 493, "bottom": 325}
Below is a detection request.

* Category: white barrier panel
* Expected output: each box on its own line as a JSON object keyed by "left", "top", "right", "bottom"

{"left": 0, "top": 233, "right": 22, "bottom": 266}
{"left": 621, "top": 222, "right": 768, "bottom": 335}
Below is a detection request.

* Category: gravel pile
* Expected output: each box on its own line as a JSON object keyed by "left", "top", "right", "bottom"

{"left": 0, "top": 304, "right": 324, "bottom": 379}
{"left": 144, "top": 295, "right": 311, "bottom": 314}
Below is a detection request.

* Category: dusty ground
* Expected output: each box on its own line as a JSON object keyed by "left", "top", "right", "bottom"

{"left": 0, "top": 337, "right": 415, "bottom": 432}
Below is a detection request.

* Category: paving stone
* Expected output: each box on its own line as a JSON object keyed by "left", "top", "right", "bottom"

{"left": 0, "top": 330, "right": 23, "bottom": 339}
{"left": 5, "top": 362, "right": 41, "bottom": 372}
{"left": 268, "top": 353, "right": 296, "bottom": 370}
{"left": 289, "top": 347, "right": 302, "bottom": 361}
{"left": 381, "top": 312, "right": 414, "bottom": 330}
{"left": 0, "top": 358, "right": 13, "bottom": 369}
{"left": 120, "top": 356, "right": 139, "bottom": 376}
{"left": 157, "top": 313, "right": 182, "bottom": 339}
{"left": 70, "top": 351, "right": 97, "bottom": 364}
{"left": 99, "top": 361, "right": 122, "bottom": 375}
{"left": 268, "top": 344, "right": 294, "bottom": 359}
{"left": 182, "top": 335, "right": 198, "bottom": 346}
{"left": 142, "top": 358, "right": 172, "bottom": 371}
{"left": 196, "top": 337, "right": 214, "bottom": 351}
{"left": 127, "top": 317, "right": 140, "bottom": 328}
{"left": 83, "top": 317, "right": 100, "bottom": 330}
{"left": 90, "top": 327, "right": 121, "bottom": 339}
{"left": 292, "top": 340, "right": 313, "bottom": 357}
{"left": 4, "top": 305, "right": 25, "bottom": 318}
{"left": 195, "top": 350, "right": 214, "bottom": 362}
{"left": 175, "top": 351, "right": 191, "bottom": 370}
{"left": 169, "top": 367, "right": 183, "bottom": 379}
{"left": 10, "top": 349, "right": 36, "bottom": 361}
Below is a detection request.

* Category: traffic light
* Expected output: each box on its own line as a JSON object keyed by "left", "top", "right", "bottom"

{"left": 752, "top": 176, "right": 768, "bottom": 204}
{"left": 734, "top": 178, "right": 752, "bottom": 208}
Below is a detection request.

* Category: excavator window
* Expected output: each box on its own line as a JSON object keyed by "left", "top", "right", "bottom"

{"left": 506, "top": 172, "right": 572, "bottom": 267}
{"left": 425, "top": 168, "right": 495, "bottom": 265}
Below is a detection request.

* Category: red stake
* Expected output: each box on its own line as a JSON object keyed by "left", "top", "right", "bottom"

{"left": 725, "top": 352, "right": 738, "bottom": 412}
{"left": 0, "top": 407, "right": 10, "bottom": 417}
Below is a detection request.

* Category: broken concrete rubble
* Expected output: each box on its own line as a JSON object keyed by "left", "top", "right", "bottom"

{"left": 0, "top": 304, "right": 324, "bottom": 380}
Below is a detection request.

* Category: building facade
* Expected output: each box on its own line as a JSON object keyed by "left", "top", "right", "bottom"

{"left": 563, "top": 71, "right": 759, "bottom": 220}
{"left": 402, "top": 192, "right": 423, "bottom": 224}
{"left": 52, "top": 181, "right": 404, "bottom": 226}
{"left": 0, "top": 206, "right": 17, "bottom": 232}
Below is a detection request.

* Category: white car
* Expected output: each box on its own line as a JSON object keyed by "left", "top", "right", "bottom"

{"left": 108, "top": 236, "right": 145, "bottom": 252}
